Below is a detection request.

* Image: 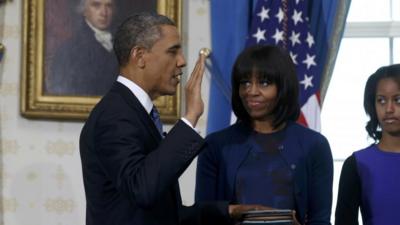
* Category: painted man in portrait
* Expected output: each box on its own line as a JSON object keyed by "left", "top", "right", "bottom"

{"left": 46, "top": 0, "right": 119, "bottom": 96}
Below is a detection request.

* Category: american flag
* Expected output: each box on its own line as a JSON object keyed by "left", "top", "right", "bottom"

{"left": 246, "top": 0, "right": 321, "bottom": 131}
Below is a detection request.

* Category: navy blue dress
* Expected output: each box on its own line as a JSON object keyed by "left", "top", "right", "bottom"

{"left": 196, "top": 121, "right": 333, "bottom": 225}
{"left": 235, "top": 129, "right": 295, "bottom": 210}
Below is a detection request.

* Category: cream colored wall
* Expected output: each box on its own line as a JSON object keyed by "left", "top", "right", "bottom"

{"left": 179, "top": 0, "right": 211, "bottom": 206}
{"left": 0, "top": 0, "right": 211, "bottom": 224}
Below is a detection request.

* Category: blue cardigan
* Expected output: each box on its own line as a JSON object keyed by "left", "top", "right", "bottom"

{"left": 195, "top": 121, "right": 333, "bottom": 225}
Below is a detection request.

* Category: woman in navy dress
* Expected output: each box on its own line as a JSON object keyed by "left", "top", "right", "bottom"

{"left": 195, "top": 45, "right": 333, "bottom": 225}
{"left": 335, "top": 64, "right": 400, "bottom": 225}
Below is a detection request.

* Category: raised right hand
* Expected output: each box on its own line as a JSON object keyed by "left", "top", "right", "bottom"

{"left": 183, "top": 52, "right": 206, "bottom": 127}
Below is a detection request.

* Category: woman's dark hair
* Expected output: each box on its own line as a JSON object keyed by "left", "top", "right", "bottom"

{"left": 231, "top": 45, "right": 300, "bottom": 128}
{"left": 364, "top": 64, "right": 400, "bottom": 142}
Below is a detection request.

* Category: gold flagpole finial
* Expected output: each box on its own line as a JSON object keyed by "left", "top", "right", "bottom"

{"left": 199, "top": 48, "right": 211, "bottom": 58}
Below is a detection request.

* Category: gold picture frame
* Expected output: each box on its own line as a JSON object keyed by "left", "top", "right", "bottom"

{"left": 21, "top": 0, "right": 182, "bottom": 123}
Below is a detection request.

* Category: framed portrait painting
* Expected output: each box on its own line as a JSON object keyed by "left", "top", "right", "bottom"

{"left": 21, "top": 0, "right": 182, "bottom": 123}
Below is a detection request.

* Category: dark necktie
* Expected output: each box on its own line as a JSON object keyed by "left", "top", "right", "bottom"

{"left": 150, "top": 106, "right": 163, "bottom": 136}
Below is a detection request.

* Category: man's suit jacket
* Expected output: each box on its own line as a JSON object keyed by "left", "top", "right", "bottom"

{"left": 46, "top": 22, "right": 118, "bottom": 96}
{"left": 195, "top": 122, "right": 333, "bottom": 225}
{"left": 80, "top": 82, "right": 229, "bottom": 225}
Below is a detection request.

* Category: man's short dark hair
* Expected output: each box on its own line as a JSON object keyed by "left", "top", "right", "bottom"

{"left": 364, "top": 64, "right": 400, "bottom": 142}
{"left": 231, "top": 45, "right": 300, "bottom": 128}
{"left": 113, "top": 12, "right": 175, "bottom": 66}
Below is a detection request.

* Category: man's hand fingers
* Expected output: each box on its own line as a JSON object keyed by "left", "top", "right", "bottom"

{"left": 187, "top": 54, "right": 206, "bottom": 87}
{"left": 183, "top": 50, "right": 207, "bottom": 127}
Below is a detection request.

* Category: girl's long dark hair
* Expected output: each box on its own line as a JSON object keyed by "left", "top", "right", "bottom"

{"left": 364, "top": 64, "right": 400, "bottom": 142}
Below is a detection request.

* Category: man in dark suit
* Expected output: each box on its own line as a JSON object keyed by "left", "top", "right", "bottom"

{"left": 79, "top": 12, "right": 265, "bottom": 225}
{"left": 46, "top": 0, "right": 118, "bottom": 96}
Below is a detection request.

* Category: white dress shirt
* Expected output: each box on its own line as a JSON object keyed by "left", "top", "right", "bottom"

{"left": 117, "top": 76, "right": 197, "bottom": 131}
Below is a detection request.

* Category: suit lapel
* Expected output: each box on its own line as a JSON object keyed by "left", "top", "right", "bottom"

{"left": 111, "top": 82, "right": 162, "bottom": 142}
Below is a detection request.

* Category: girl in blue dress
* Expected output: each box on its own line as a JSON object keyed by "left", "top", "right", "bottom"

{"left": 335, "top": 64, "right": 400, "bottom": 225}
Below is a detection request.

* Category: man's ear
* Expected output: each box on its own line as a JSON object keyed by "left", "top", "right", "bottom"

{"left": 130, "top": 46, "right": 146, "bottom": 68}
